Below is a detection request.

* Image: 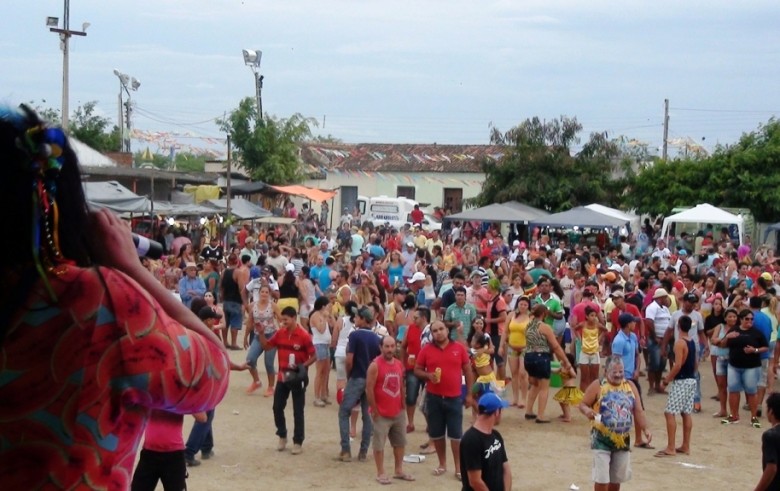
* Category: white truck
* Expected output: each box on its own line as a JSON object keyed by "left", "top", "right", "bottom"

{"left": 356, "top": 195, "right": 441, "bottom": 230}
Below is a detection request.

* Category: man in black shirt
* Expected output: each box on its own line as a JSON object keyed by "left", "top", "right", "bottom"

{"left": 460, "top": 392, "right": 512, "bottom": 491}
{"left": 200, "top": 236, "right": 224, "bottom": 262}
{"left": 755, "top": 392, "right": 780, "bottom": 490}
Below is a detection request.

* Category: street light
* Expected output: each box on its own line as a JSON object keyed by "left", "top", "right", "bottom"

{"left": 242, "top": 48, "right": 263, "bottom": 120}
{"left": 48, "top": 0, "right": 88, "bottom": 129}
{"left": 113, "top": 69, "right": 140, "bottom": 153}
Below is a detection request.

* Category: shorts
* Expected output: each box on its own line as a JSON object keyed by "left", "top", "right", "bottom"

{"left": 507, "top": 346, "right": 525, "bottom": 358}
{"left": 646, "top": 337, "right": 663, "bottom": 372}
{"left": 524, "top": 352, "right": 552, "bottom": 380}
{"left": 579, "top": 351, "right": 600, "bottom": 365}
{"left": 715, "top": 357, "right": 728, "bottom": 377}
{"left": 314, "top": 343, "right": 330, "bottom": 361}
{"left": 335, "top": 356, "right": 347, "bottom": 381}
{"left": 425, "top": 394, "right": 463, "bottom": 440}
{"left": 222, "top": 301, "right": 243, "bottom": 330}
{"left": 405, "top": 369, "right": 424, "bottom": 407}
{"left": 372, "top": 412, "right": 407, "bottom": 451}
{"left": 759, "top": 359, "right": 769, "bottom": 388}
{"left": 664, "top": 378, "right": 696, "bottom": 414}
{"left": 592, "top": 449, "right": 632, "bottom": 484}
{"left": 490, "top": 332, "right": 505, "bottom": 367}
{"left": 727, "top": 365, "right": 760, "bottom": 395}
{"left": 245, "top": 335, "right": 277, "bottom": 375}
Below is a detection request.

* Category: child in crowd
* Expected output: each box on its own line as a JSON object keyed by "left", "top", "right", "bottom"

{"left": 470, "top": 333, "right": 503, "bottom": 421}
{"left": 553, "top": 353, "right": 583, "bottom": 422}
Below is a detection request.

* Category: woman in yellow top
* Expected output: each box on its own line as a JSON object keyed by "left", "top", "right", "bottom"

{"left": 576, "top": 306, "right": 607, "bottom": 391}
{"left": 499, "top": 296, "right": 531, "bottom": 408}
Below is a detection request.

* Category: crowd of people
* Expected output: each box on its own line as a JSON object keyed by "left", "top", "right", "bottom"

{"left": 4, "top": 103, "right": 780, "bottom": 490}
{"left": 138, "top": 207, "right": 780, "bottom": 490}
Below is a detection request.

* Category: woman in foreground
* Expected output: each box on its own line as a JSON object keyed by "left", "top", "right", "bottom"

{"left": 0, "top": 104, "right": 230, "bottom": 490}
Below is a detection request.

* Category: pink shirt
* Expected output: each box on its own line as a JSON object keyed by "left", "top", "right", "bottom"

{"left": 143, "top": 410, "right": 185, "bottom": 452}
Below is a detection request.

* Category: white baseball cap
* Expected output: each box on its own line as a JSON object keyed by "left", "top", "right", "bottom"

{"left": 285, "top": 263, "right": 295, "bottom": 273}
{"left": 407, "top": 272, "right": 426, "bottom": 283}
{"left": 513, "top": 240, "right": 520, "bottom": 247}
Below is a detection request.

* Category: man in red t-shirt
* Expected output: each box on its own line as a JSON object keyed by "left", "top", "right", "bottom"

{"left": 414, "top": 321, "right": 475, "bottom": 479}
{"left": 258, "top": 306, "right": 316, "bottom": 455}
{"left": 366, "top": 336, "right": 413, "bottom": 484}
{"left": 608, "top": 291, "right": 643, "bottom": 345}
{"left": 410, "top": 205, "right": 424, "bottom": 226}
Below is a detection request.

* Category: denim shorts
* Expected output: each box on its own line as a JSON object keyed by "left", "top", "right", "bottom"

{"left": 245, "top": 336, "right": 277, "bottom": 375}
{"left": 646, "top": 337, "right": 663, "bottom": 372}
{"left": 727, "top": 365, "right": 760, "bottom": 395}
{"left": 425, "top": 394, "right": 463, "bottom": 440}
{"left": 314, "top": 344, "right": 330, "bottom": 361}
{"left": 222, "top": 301, "right": 243, "bottom": 329}
{"left": 524, "top": 352, "right": 552, "bottom": 379}
{"left": 405, "top": 369, "right": 424, "bottom": 407}
{"left": 715, "top": 357, "right": 728, "bottom": 377}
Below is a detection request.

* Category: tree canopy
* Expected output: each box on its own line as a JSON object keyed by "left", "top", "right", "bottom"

{"left": 472, "top": 116, "right": 627, "bottom": 212}
{"left": 624, "top": 119, "right": 780, "bottom": 222}
{"left": 218, "top": 98, "right": 317, "bottom": 184}
{"left": 31, "top": 100, "right": 120, "bottom": 153}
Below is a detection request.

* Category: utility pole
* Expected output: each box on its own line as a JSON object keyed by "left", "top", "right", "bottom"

{"left": 662, "top": 98, "right": 669, "bottom": 160}
{"left": 48, "top": 0, "right": 88, "bottom": 129}
{"left": 226, "top": 134, "right": 232, "bottom": 221}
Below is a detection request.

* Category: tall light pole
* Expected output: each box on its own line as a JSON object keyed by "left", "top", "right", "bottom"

{"left": 48, "top": 1, "right": 88, "bottom": 129}
{"left": 242, "top": 49, "right": 263, "bottom": 121}
{"left": 113, "top": 69, "right": 140, "bottom": 153}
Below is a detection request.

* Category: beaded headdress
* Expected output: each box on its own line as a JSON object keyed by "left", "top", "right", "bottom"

{"left": 3, "top": 104, "right": 69, "bottom": 299}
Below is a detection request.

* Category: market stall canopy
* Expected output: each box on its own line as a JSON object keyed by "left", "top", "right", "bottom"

{"left": 227, "top": 181, "right": 268, "bottom": 195}
{"left": 83, "top": 180, "right": 150, "bottom": 213}
{"left": 255, "top": 216, "right": 296, "bottom": 225}
{"left": 444, "top": 202, "right": 548, "bottom": 224}
{"left": 206, "top": 198, "right": 271, "bottom": 220}
{"left": 153, "top": 202, "right": 220, "bottom": 216}
{"left": 268, "top": 185, "right": 338, "bottom": 203}
{"left": 584, "top": 203, "right": 640, "bottom": 233}
{"left": 530, "top": 206, "right": 629, "bottom": 229}
{"left": 500, "top": 201, "right": 551, "bottom": 221}
{"left": 660, "top": 203, "right": 744, "bottom": 245}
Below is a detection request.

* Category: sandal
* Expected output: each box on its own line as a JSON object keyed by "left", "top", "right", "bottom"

{"left": 524, "top": 413, "right": 537, "bottom": 420}
{"left": 420, "top": 446, "right": 436, "bottom": 455}
{"left": 432, "top": 467, "right": 447, "bottom": 477}
{"left": 675, "top": 447, "right": 690, "bottom": 455}
{"left": 393, "top": 474, "right": 415, "bottom": 482}
{"left": 654, "top": 450, "right": 676, "bottom": 458}
{"left": 375, "top": 475, "right": 393, "bottom": 485}
{"left": 634, "top": 442, "right": 655, "bottom": 449}
{"left": 455, "top": 472, "right": 462, "bottom": 480}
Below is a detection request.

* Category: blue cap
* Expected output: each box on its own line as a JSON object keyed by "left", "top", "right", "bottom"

{"left": 477, "top": 392, "right": 509, "bottom": 413}
{"left": 678, "top": 249, "right": 688, "bottom": 255}
{"left": 618, "top": 313, "right": 640, "bottom": 328}
{"left": 250, "top": 266, "right": 261, "bottom": 279}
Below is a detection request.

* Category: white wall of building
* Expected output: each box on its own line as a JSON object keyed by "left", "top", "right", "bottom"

{"left": 301, "top": 170, "right": 485, "bottom": 213}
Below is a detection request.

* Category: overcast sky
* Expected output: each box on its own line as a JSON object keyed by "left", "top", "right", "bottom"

{"left": 2, "top": 0, "right": 779, "bottom": 157}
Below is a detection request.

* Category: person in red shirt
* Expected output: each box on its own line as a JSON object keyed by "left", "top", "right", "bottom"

{"left": 132, "top": 410, "right": 206, "bottom": 490}
{"left": 257, "top": 306, "right": 316, "bottom": 455}
{"left": 366, "top": 336, "right": 414, "bottom": 484}
{"left": 609, "top": 291, "right": 643, "bottom": 345}
{"left": 414, "top": 321, "right": 475, "bottom": 480}
{"left": 400, "top": 305, "right": 424, "bottom": 432}
{"left": 410, "top": 205, "right": 424, "bottom": 226}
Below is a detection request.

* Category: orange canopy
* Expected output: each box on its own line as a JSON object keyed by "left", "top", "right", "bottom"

{"left": 269, "top": 185, "right": 337, "bottom": 203}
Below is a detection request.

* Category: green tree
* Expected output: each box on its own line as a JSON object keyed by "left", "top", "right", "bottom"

{"left": 29, "top": 100, "right": 120, "bottom": 153}
{"left": 625, "top": 119, "right": 780, "bottom": 222}
{"left": 472, "top": 116, "right": 624, "bottom": 211}
{"left": 218, "top": 98, "right": 317, "bottom": 184}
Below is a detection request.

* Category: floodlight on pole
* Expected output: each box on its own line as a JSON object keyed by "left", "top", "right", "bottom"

{"left": 48, "top": 0, "right": 88, "bottom": 129}
{"left": 114, "top": 69, "right": 140, "bottom": 153}
{"left": 242, "top": 49, "right": 263, "bottom": 120}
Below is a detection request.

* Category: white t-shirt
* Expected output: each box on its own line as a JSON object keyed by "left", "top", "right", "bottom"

{"left": 645, "top": 301, "right": 671, "bottom": 338}
{"left": 670, "top": 310, "right": 704, "bottom": 349}
{"left": 652, "top": 248, "right": 672, "bottom": 269}
{"left": 628, "top": 259, "right": 641, "bottom": 275}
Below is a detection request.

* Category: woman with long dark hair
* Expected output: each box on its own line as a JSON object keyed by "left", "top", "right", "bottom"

{"left": 0, "top": 104, "right": 229, "bottom": 488}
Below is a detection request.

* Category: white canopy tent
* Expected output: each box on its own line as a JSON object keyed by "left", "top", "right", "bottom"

{"left": 584, "top": 204, "right": 640, "bottom": 234}
{"left": 660, "top": 203, "right": 744, "bottom": 245}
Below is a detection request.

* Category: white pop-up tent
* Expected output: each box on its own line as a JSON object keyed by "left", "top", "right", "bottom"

{"left": 660, "top": 203, "right": 744, "bottom": 245}
{"left": 584, "top": 204, "right": 640, "bottom": 234}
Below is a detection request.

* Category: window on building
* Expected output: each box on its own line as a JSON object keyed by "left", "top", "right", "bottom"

{"left": 397, "top": 186, "right": 415, "bottom": 200}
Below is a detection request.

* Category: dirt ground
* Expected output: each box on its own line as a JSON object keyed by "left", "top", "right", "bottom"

{"left": 169, "top": 351, "right": 763, "bottom": 490}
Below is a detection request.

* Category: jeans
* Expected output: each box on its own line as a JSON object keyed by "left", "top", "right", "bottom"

{"left": 339, "top": 377, "right": 372, "bottom": 454}
{"left": 647, "top": 337, "right": 663, "bottom": 372}
{"left": 273, "top": 379, "right": 306, "bottom": 444}
{"left": 246, "top": 335, "right": 277, "bottom": 374}
{"left": 694, "top": 369, "right": 701, "bottom": 404}
{"left": 184, "top": 409, "right": 214, "bottom": 459}
{"left": 130, "top": 449, "right": 186, "bottom": 491}
{"left": 405, "top": 369, "right": 424, "bottom": 407}
{"left": 425, "top": 394, "right": 464, "bottom": 440}
{"left": 223, "top": 301, "right": 243, "bottom": 329}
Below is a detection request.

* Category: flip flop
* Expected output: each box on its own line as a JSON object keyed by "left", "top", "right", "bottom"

{"left": 654, "top": 450, "right": 676, "bottom": 458}
{"left": 432, "top": 467, "right": 447, "bottom": 477}
{"left": 454, "top": 472, "right": 462, "bottom": 480}
{"left": 535, "top": 419, "right": 551, "bottom": 424}
{"left": 634, "top": 442, "right": 655, "bottom": 449}
{"left": 675, "top": 448, "right": 690, "bottom": 455}
{"left": 420, "top": 446, "right": 436, "bottom": 455}
{"left": 376, "top": 475, "right": 393, "bottom": 485}
{"left": 393, "top": 474, "right": 415, "bottom": 482}
{"left": 524, "top": 413, "right": 537, "bottom": 420}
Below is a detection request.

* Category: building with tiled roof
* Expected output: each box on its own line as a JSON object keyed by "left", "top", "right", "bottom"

{"left": 300, "top": 142, "right": 503, "bottom": 215}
